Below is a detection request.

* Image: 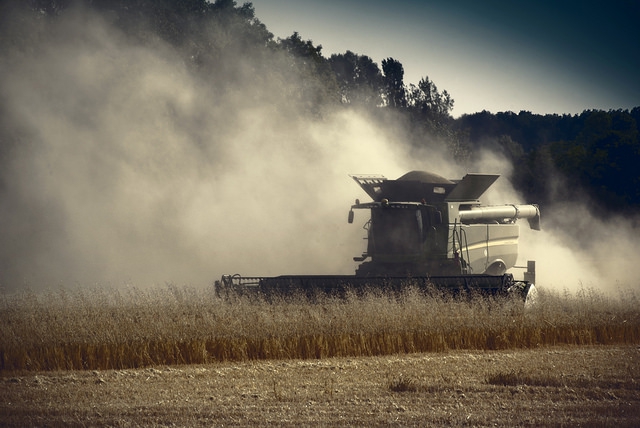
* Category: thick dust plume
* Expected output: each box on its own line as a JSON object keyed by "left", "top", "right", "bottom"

{"left": 520, "top": 202, "right": 640, "bottom": 294}
{"left": 471, "top": 149, "right": 640, "bottom": 294}
{"left": 0, "top": 7, "right": 449, "bottom": 290}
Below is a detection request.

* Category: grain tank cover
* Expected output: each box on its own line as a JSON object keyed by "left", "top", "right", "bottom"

{"left": 351, "top": 171, "right": 499, "bottom": 204}
{"left": 445, "top": 173, "right": 500, "bottom": 201}
{"left": 349, "top": 174, "right": 387, "bottom": 200}
{"left": 380, "top": 170, "right": 456, "bottom": 203}
{"left": 350, "top": 171, "right": 455, "bottom": 203}
{"left": 397, "top": 170, "right": 453, "bottom": 184}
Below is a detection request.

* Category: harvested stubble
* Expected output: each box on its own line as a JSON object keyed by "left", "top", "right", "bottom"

{"left": 1, "top": 284, "right": 638, "bottom": 371}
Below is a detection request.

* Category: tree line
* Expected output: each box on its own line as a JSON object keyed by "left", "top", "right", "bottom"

{"left": 457, "top": 109, "right": 640, "bottom": 216}
{"left": 3, "top": 0, "right": 639, "bottom": 217}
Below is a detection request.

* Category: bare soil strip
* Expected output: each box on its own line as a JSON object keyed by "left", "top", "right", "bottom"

{"left": 2, "top": 345, "right": 638, "bottom": 427}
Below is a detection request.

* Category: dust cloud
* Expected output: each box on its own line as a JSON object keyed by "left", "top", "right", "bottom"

{"left": 0, "top": 6, "right": 433, "bottom": 290}
{"left": 0, "top": 6, "right": 637, "bottom": 294}
{"left": 519, "top": 203, "right": 640, "bottom": 294}
{"left": 471, "top": 150, "right": 640, "bottom": 294}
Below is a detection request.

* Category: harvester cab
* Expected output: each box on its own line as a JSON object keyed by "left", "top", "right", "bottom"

{"left": 348, "top": 171, "right": 540, "bottom": 282}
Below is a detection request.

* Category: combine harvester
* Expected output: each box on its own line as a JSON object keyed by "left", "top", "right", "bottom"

{"left": 217, "top": 171, "right": 540, "bottom": 300}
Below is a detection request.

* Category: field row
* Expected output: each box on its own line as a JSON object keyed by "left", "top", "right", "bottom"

{"left": 1, "top": 285, "right": 638, "bottom": 371}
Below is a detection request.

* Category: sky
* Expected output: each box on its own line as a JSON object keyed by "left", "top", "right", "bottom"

{"left": 252, "top": 0, "right": 640, "bottom": 117}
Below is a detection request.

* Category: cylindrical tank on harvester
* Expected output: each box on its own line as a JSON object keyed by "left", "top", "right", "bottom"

{"left": 458, "top": 204, "right": 541, "bottom": 230}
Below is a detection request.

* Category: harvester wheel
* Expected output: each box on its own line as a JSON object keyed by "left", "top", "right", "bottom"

{"left": 484, "top": 261, "right": 507, "bottom": 276}
{"left": 507, "top": 281, "right": 532, "bottom": 301}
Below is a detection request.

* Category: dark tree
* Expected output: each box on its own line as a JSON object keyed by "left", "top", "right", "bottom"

{"left": 277, "top": 32, "right": 340, "bottom": 108}
{"left": 406, "top": 76, "right": 454, "bottom": 119}
{"left": 382, "top": 57, "right": 406, "bottom": 108}
{"left": 457, "top": 108, "right": 640, "bottom": 216}
{"left": 328, "top": 51, "right": 383, "bottom": 106}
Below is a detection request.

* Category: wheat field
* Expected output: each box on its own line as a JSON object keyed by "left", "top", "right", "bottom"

{"left": 1, "top": 284, "right": 638, "bottom": 372}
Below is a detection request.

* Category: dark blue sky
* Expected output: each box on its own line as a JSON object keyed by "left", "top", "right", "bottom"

{"left": 253, "top": 0, "right": 639, "bottom": 116}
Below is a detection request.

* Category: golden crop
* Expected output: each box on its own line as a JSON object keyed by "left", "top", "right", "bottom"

{"left": 1, "top": 284, "right": 638, "bottom": 371}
